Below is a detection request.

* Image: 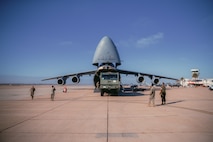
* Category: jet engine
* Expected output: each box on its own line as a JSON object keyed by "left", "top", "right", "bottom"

{"left": 57, "top": 77, "right": 67, "bottom": 85}
{"left": 152, "top": 76, "right": 160, "bottom": 85}
{"left": 137, "top": 75, "right": 144, "bottom": 83}
{"left": 72, "top": 75, "right": 80, "bottom": 84}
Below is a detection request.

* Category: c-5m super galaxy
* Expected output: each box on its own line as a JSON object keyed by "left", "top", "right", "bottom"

{"left": 42, "top": 36, "right": 177, "bottom": 96}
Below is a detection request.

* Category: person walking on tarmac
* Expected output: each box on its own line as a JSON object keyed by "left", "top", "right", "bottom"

{"left": 30, "top": 86, "right": 36, "bottom": 100}
{"left": 148, "top": 84, "right": 156, "bottom": 107}
{"left": 51, "top": 85, "right": 56, "bottom": 101}
{"left": 160, "top": 83, "right": 166, "bottom": 105}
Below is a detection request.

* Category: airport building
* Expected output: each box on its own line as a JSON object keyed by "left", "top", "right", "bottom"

{"left": 180, "top": 69, "right": 213, "bottom": 87}
{"left": 203, "top": 79, "right": 213, "bottom": 87}
{"left": 191, "top": 69, "right": 200, "bottom": 80}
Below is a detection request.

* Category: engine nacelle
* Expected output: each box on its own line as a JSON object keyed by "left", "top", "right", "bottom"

{"left": 57, "top": 77, "right": 67, "bottom": 85}
{"left": 72, "top": 76, "right": 80, "bottom": 84}
{"left": 152, "top": 76, "right": 160, "bottom": 85}
{"left": 137, "top": 75, "right": 144, "bottom": 83}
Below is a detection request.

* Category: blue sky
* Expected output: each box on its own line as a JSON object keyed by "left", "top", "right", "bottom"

{"left": 0, "top": 0, "right": 213, "bottom": 84}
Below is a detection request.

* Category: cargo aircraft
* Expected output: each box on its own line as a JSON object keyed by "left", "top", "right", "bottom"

{"left": 42, "top": 36, "right": 177, "bottom": 91}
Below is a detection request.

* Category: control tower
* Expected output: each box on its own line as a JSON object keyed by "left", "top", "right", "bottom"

{"left": 191, "top": 69, "right": 200, "bottom": 80}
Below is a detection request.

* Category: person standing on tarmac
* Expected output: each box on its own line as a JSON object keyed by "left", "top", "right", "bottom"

{"left": 51, "top": 85, "right": 56, "bottom": 101}
{"left": 63, "top": 86, "right": 67, "bottom": 93}
{"left": 148, "top": 84, "right": 155, "bottom": 107}
{"left": 30, "top": 86, "right": 36, "bottom": 100}
{"left": 160, "top": 83, "right": 166, "bottom": 105}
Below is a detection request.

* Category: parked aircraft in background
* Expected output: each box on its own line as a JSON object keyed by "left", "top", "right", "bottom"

{"left": 42, "top": 36, "right": 178, "bottom": 92}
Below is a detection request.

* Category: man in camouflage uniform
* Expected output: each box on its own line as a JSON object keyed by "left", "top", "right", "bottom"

{"left": 160, "top": 83, "right": 166, "bottom": 105}
{"left": 148, "top": 84, "right": 155, "bottom": 107}
{"left": 51, "top": 86, "right": 56, "bottom": 101}
{"left": 30, "top": 86, "right": 36, "bottom": 100}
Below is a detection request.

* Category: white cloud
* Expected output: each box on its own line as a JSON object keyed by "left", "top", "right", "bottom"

{"left": 136, "top": 32, "right": 164, "bottom": 48}
{"left": 118, "top": 32, "right": 164, "bottom": 49}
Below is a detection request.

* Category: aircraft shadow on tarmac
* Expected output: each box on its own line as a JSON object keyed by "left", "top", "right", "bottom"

{"left": 117, "top": 91, "right": 144, "bottom": 97}
{"left": 103, "top": 91, "right": 145, "bottom": 97}
{"left": 94, "top": 89, "right": 144, "bottom": 96}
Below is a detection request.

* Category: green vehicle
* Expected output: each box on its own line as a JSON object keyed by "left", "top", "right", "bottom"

{"left": 99, "top": 72, "right": 120, "bottom": 96}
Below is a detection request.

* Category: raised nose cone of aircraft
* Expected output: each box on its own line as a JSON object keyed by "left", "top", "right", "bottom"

{"left": 93, "top": 36, "right": 121, "bottom": 67}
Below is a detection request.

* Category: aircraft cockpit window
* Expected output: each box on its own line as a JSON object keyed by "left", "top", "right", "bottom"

{"left": 102, "top": 74, "right": 118, "bottom": 80}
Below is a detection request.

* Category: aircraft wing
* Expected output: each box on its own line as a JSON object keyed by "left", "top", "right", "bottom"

{"left": 117, "top": 69, "right": 178, "bottom": 80}
{"left": 42, "top": 70, "right": 96, "bottom": 81}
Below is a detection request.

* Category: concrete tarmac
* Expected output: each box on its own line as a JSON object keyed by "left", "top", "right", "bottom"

{"left": 0, "top": 85, "right": 213, "bottom": 142}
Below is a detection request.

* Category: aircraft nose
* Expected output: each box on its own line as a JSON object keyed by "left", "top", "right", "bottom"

{"left": 92, "top": 36, "right": 121, "bottom": 67}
